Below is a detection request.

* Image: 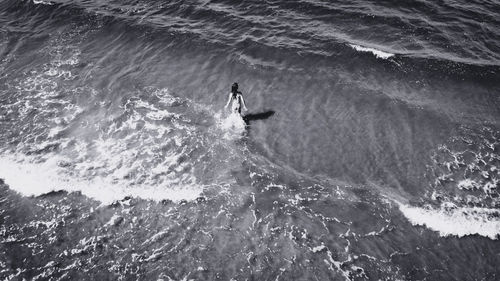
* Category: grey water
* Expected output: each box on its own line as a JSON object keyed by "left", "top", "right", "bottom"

{"left": 0, "top": 0, "right": 499, "bottom": 280}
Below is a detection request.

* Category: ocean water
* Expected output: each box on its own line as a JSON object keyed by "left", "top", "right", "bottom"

{"left": 0, "top": 0, "right": 499, "bottom": 280}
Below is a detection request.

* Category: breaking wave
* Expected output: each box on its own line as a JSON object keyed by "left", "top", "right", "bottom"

{"left": 349, "top": 44, "right": 395, "bottom": 59}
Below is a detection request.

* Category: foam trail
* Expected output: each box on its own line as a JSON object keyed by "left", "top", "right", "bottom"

{"left": 349, "top": 44, "right": 394, "bottom": 59}
{"left": 216, "top": 112, "right": 246, "bottom": 139}
{"left": 0, "top": 154, "right": 203, "bottom": 205}
{"left": 398, "top": 203, "right": 500, "bottom": 240}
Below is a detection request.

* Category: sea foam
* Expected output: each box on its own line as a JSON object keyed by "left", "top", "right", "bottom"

{"left": 0, "top": 154, "right": 203, "bottom": 205}
{"left": 398, "top": 203, "right": 500, "bottom": 240}
{"left": 217, "top": 112, "right": 246, "bottom": 139}
{"left": 349, "top": 44, "right": 395, "bottom": 59}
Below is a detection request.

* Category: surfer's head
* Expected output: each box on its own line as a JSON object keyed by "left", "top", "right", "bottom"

{"left": 231, "top": 82, "right": 239, "bottom": 93}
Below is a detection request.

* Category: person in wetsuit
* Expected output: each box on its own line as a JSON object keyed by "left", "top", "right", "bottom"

{"left": 224, "top": 82, "right": 247, "bottom": 115}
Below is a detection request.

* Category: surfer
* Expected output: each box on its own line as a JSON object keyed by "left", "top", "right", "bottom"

{"left": 224, "top": 82, "right": 247, "bottom": 115}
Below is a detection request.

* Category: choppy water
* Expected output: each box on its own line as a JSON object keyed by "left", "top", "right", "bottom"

{"left": 1, "top": 0, "right": 499, "bottom": 280}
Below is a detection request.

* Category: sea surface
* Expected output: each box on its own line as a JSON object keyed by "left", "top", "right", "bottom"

{"left": 0, "top": 0, "right": 499, "bottom": 280}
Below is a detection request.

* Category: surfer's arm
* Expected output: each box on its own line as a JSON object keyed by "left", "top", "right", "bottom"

{"left": 224, "top": 92, "right": 232, "bottom": 108}
{"left": 240, "top": 95, "right": 248, "bottom": 111}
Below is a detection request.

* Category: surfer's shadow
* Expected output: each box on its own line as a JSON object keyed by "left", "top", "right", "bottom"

{"left": 242, "top": 110, "right": 275, "bottom": 126}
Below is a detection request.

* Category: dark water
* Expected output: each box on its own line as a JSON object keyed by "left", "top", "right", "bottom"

{"left": 1, "top": 0, "right": 499, "bottom": 280}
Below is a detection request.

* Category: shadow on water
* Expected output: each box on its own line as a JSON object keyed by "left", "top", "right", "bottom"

{"left": 243, "top": 110, "right": 275, "bottom": 125}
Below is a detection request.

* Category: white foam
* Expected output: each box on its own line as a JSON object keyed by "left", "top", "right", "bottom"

{"left": 398, "top": 203, "right": 500, "bottom": 240}
{"left": 0, "top": 154, "right": 203, "bottom": 205}
{"left": 457, "top": 179, "right": 476, "bottom": 190}
{"left": 47, "top": 126, "right": 64, "bottom": 138}
{"left": 457, "top": 177, "right": 498, "bottom": 194}
{"left": 104, "top": 214, "right": 123, "bottom": 227}
{"left": 311, "top": 245, "right": 326, "bottom": 253}
{"left": 33, "top": 0, "right": 54, "bottom": 5}
{"left": 217, "top": 112, "right": 246, "bottom": 139}
{"left": 349, "top": 44, "right": 394, "bottom": 59}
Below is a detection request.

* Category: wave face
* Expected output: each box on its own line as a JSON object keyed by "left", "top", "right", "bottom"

{"left": 1, "top": 0, "right": 499, "bottom": 280}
